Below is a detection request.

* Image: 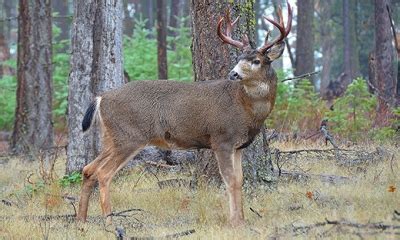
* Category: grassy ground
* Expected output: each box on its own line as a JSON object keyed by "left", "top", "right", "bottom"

{"left": 0, "top": 141, "right": 399, "bottom": 239}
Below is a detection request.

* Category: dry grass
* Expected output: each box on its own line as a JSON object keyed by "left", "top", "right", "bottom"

{"left": 0, "top": 141, "right": 399, "bottom": 239}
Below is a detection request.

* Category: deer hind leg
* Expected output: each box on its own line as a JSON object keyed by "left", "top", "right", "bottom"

{"left": 214, "top": 147, "right": 244, "bottom": 227}
{"left": 77, "top": 150, "right": 111, "bottom": 222}
{"left": 96, "top": 143, "right": 144, "bottom": 225}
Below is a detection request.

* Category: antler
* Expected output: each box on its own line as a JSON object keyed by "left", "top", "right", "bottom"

{"left": 217, "top": 9, "right": 249, "bottom": 49}
{"left": 258, "top": 2, "right": 292, "bottom": 54}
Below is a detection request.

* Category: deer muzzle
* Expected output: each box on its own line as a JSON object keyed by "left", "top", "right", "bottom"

{"left": 229, "top": 70, "right": 242, "bottom": 81}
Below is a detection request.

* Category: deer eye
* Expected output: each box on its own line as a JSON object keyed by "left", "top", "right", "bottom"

{"left": 252, "top": 60, "right": 261, "bottom": 65}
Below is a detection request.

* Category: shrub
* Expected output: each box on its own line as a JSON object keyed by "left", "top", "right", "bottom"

{"left": 326, "top": 77, "right": 377, "bottom": 140}
{"left": 267, "top": 73, "right": 328, "bottom": 134}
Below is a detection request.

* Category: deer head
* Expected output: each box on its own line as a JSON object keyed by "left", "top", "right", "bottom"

{"left": 218, "top": 3, "right": 292, "bottom": 85}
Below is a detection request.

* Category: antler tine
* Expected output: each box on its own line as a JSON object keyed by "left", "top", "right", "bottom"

{"left": 217, "top": 9, "right": 249, "bottom": 49}
{"left": 277, "top": 5, "right": 284, "bottom": 28}
{"left": 258, "top": 1, "right": 292, "bottom": 54}
{"left": 285, "top": 3, "right": 293, "bottom": 37}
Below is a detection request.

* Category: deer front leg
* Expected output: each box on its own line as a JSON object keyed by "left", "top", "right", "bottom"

{"left": 215, "top": 147, "right": 244, "bottom": 227}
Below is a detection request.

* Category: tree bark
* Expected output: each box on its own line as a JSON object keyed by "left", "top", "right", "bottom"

{"left": 168, "top": 0, "right": 180, "bottom": 50}
{"left": 0, "top": 35, "right": 11, "bottom": 77}
{"left": 319, "top": 0, "right": 334, "bottom": 98}
{"left": 67, "top": 0, "right": 124, "bottom": 173}
{"left": 295, "top": 0, "right": 315, "bottom": 87}
{"left": 342, "top": 0, "right": 359, "bottom": 88}
{"left": 4, "top": 0, "right": 17, "bottom": 42}
{"left": 142, "top": 0, "right": 154, "bottom": 30}
{"left": 11, "top": 0, "right": 53, "bottom": 157}
{"left": 374, "top": 0, "right": 396, "bottom": 121}
{"left": 156, "top": 0, "right": 168, "bottom": 79}
{"left": 191, "top": 0, "right": 275, "bottom": 188}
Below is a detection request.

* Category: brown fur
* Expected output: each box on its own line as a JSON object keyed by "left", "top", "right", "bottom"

{"left": 77, "top": 20, "right": 288, "bottom": 228}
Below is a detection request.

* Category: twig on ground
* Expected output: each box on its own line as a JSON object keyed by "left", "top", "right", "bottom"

{"left": 250, "top": 207, "right": 263, "bottom": 218}
{"left": 1, "top": 199, "right": 13, "bottom": 207}
{"left": 107, "top": 208, "right": 145, "bottom": 218}
{"left": 394, "top": 210, "right": 400, "bottom": 221}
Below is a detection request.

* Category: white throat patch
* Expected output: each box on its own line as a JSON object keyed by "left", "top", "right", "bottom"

{"left": 243, "top": 82, "right": 270, "bottom": 98}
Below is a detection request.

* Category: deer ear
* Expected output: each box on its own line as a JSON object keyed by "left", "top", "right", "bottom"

{"left": 266, "top": 42, "right": 285, "bottom": 62}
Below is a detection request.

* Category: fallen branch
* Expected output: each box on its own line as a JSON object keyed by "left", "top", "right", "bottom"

{"left": 126, "top": 229, "right": 196, "bottom": 240}
{"left": 281, "top": 71, "right": 320, "bottom": 82}
{"left": 291, "top": 218, "right": 400, "bottom": 236}
{"left": 279, "top": 148, "right": 354, "bottom": 155}
{"left": 279, "top": 170, "right": 351, "bottom": 184}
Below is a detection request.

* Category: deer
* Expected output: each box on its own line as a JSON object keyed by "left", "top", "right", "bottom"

{"left": 77, "top": 3, "right": 292, "bottom": 227}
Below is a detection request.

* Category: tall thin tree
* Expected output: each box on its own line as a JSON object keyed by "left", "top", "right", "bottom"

{"left": 342, "top": 0, "right": 359, "bottom": 88}
{"left": 295, "top": 0, "right": 315, "bottom": 86}
{"left": 157, "top": 0, "right": 168, "bottom": 79}
{"left": 374, "top": 0, "right": 396, "bottom": 121}
{"left": 11, "top": 0, "right": 53, "bottom": 156}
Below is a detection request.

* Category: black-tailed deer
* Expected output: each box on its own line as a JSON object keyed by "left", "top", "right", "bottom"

{"left": 77, "top": 3, "right": 292, "bottom": 227}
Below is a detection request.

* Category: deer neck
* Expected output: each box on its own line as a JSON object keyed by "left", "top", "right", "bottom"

{"left": 239, "top": 72, "right": 277, "bottom": 122}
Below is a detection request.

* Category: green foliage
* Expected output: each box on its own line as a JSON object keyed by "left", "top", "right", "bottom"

{"left": 0, "top": 74, "right": 16, "bottom": 130}
{"left": 371, "top": 108, "right": 400, "bottom": 142}
{"left": 267, "top": 72, "right": 328, "bottom": 133}
{"left": 0, "top": 24, "right": 70, "bottom": 131}
{"left": 59, "top": 171, "right": 82, "bottom": 187}
{"left": 326, "top": 78, "right": 377, "bottom": 140}
{"left": 167, "top": 16, "right": 193, "bottom": 81}
{"left": 52, "top": 24, "right": 70, "bottom": 129}
{"left": 24, "top": 180, "right": 45, "bottom": 196}
{"left": 124, "top": 16, "right": 193, "bottom": 81}
{"left": 124, "top": 16, "right": 158, "bottom": 80}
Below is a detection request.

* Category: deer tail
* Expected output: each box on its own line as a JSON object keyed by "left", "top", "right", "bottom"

{"left": 82, "top": 96, "right": 102, "bottom": 132}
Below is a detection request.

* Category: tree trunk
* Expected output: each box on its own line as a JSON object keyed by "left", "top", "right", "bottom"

{"left": 168, "top": 0, "right": 180, "bottom": 50}
{"left": 143, "top": 0, "right": 154, "bottom": 30}
{"left": 342, "top": 0, "right": 359, "bottom": 88}
{"left": 4, "top": 0, "right": 16, "bottom": 42}
{"left": 295, "top": 0, "right": 315, "bottom": 87}
{"left": 11, "top": 0, "right": 53, "bottom": 157}
{"left": 374, "top": 0, "right": 396, "bottom": 122}
{"left": 156, "top": 0, "right": 168, "bottom": 79}
{"left": 0, "top": 35, "right": 11, "bottom": 77}
{"left": 319, "top": 0, "right": 334, "bottom": 98}
{"left": 181, "top": 0, "right": 190, "bottom": 27}
{"left": 123, "top": 0, "right": 135, "bottom": 37}
{"left": 67, "top": 0, "right": 124, "bottom": 173}
{"left": 191, "top": 0, "right": 275, "bottom": 188}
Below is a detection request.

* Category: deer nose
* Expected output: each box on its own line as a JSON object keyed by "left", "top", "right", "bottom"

{"left": 229, "top": 71, "right": 241, "bottom": 81}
